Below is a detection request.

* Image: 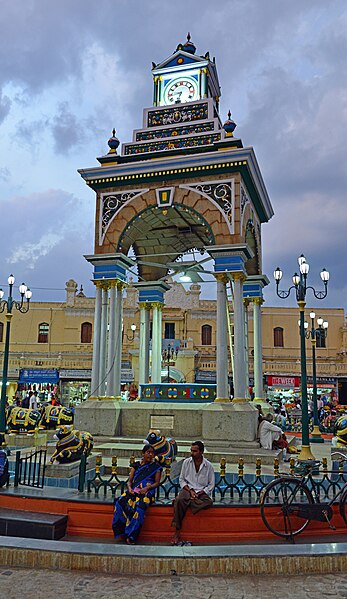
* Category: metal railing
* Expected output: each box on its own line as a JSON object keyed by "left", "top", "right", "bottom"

{"left": 14, "top": 448, "right": 47, "bottom": 489}
{"left": 80, "top": 455, "right": 347, "bottom": 504}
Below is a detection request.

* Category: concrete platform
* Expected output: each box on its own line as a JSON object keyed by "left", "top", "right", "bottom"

{"left": 0, "top": 535, "right": 345, "bottom": 576}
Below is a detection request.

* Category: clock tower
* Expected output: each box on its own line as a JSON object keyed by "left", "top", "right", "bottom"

{"left": 79, "top": 35, "right": 273, "bottom": 421}
{"left": 152, "top": 33, "right": 221, "bottom": 109}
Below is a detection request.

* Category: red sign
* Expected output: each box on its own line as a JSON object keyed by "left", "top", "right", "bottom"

{"left": 267, "top": 376, "right": 301, "bottom": 388}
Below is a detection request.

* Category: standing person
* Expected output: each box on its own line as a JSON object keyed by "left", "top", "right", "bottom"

{"left": 112, "top": 444, "right": 162, "bottom": 545}
{"left": 129, "top": 383, "right": 138, "bottom": 401}
{"left": 171, "top": 440, "right": 214, "bottom": 546}
{"left": 21, "top": 390, "right": 32, "bottom": 409}
{"left": 29, "top": 391, "right": 39, "bottom": 410}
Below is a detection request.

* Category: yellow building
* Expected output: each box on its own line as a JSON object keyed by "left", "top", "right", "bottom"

{"left": 0, "top": 278, "right": 346, "bottom": 405}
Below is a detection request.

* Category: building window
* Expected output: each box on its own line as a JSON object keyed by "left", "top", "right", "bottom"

{"left": 81, "top": 322, "right": 92, "bottom": 344}
{"left": 164, "top": 322, "right": 175, "bottom": 339}
{"left": 274, "top": 327, "right": 284, "bottom": 348}
{"left": 0, "top": 322, "right": 3, "bottom": 343}
{"left": 38, "top": 322, "right": 49, "bottom": 343}
{"left": 316, "top": 330, "right": 326, "bottom": 349}
{"left": 201, "top": 324, "right": 212, "bottom": 345}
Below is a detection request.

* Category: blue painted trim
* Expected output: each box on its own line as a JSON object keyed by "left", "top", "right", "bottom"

{"left": 214, "top": 255, "right": 246, "bottom": 272}
{"left": 94, "top": 264, "right": 126, "bottom": 281}
{"left": 139, "top": 289, "right": 164, "bottom": 303}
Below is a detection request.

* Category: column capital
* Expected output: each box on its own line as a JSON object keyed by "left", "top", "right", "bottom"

{"left": 116, "top": 280, "right": 127, "bottom": 291}
{"left": 95, "top": 280, "right": 110, "bottom": 291}
{"left": 139, "top": 302, "right": 152, "bottom": 311}
{"left": 232, "top": 272, "right": 247, "bottom": 282}
{"left": 243, "top": 297, "right": 251, "bottom": 308}
{"left": 151, "top": 302, "right": 163, "bottom": 311}
{"left": 214, "top": 273, "right": 229, "bottom": 284}
{"left": 253, "top": 297, "right": 264, "bottom": 306}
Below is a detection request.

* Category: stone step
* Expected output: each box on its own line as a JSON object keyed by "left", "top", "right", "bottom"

{"left": 93, "top": 440, "right": 283, "bottom": 465}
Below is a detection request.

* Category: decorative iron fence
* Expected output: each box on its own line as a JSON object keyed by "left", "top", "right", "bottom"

{"left": 14, "top": 448, "right": 47, "bottom": 489}
{"left": 81, "top": 455, "right": 347, "bottom": 504}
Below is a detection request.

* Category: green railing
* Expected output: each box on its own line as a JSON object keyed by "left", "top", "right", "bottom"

{"left": 80, "top": 455, "right": 347, "bottom": 504}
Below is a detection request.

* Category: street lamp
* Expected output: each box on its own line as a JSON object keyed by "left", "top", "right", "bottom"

{"left": 304, "top": 313, "right": 328, "bottom": 443}
{"left": 122, "top": 323, "right": 137, "bottom": 342}
{"left": 274, "top": 255, "right": 329, "bottom": 460}
{"left": 162, "top": 344, "right": 179, "bottom": 383}
{"left": 0, "top": 275, "right": 32, "bottom": 437}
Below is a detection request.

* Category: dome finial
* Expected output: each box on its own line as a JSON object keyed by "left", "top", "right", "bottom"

{"left": 108, "top": 128, "right": 120, "bottom": 153}
{"left": 223, "top": 111, "right": 237, "bottom": 137}
{"left": 182, "top": 33, "right": 196, "bottom": 55}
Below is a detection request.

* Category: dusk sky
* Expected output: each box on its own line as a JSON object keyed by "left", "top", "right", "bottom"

{"left": 0, "top": 0, "right": 346, "bottom": 315}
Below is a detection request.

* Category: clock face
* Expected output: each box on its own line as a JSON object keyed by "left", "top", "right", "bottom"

{"left": 164, "top": 78, "right": 198, "bottom": 105}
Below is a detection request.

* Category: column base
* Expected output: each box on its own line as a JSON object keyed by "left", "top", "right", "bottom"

{"left": 214, "top": 397, "right": 232, "bottom": 403}
{"left": 297, "top": 444, "right": 315, "bottom": 461}
{"left": 232, "top": 397, "right": 248, "bottom": 403}
{"left": 310, "top": 425, "right": 324, "bottom": 443}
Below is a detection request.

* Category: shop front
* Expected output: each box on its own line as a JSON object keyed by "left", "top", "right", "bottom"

{"left": 59, "top": 369, "right": 91, "bottom": 407}
{"left": 266, "top": 375, "right": 338, "bottom": 407}
{"left": 18, "top": 369, "right": 60, "bottom": 403}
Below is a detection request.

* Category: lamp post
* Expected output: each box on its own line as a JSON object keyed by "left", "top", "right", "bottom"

{"left": 0, "top": 275, "right": 32, "bottom": 436}
{"left": 304, "top": 313, "right": 328, "bottom": 443}
{"left": 274, "top": 255, "right": 329, "bottom": 460}
{"left": 162, "top": 344, "right": 179, "bottom": 383}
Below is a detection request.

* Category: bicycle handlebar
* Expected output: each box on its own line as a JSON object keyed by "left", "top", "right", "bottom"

{"left": 331, "top": 451, "right": 347, "bottom": 462}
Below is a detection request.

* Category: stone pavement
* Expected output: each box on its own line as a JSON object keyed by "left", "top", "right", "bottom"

{"left": 0, "top": 567, "right": 346, "bottom": 599}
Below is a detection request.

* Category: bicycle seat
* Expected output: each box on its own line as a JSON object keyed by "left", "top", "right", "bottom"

{"left": 294, "top": 459, "right": 321, "bottom": 475}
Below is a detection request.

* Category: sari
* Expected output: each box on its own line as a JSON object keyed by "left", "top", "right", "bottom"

{"left": 112, "top": 458, "right": 163, "bottom": 542}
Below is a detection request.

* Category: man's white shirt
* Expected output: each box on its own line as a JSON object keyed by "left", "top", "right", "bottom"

{"left": 179, "top": 456, "right": 215, "bottom": 495}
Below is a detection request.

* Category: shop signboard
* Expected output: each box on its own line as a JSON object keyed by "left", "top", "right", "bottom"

{"left": 19, "top": 369, "right": 59, "bottom": 383}
{"left": 267, "top": 375, "right": 301, "bottom": 388}
{"left": 121, "top": 369, "right": 134, "bottom": 382}
{"left": 59, "top": 369, "right": 92, "bottom": 380}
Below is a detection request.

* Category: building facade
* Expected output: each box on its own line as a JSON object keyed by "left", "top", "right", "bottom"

{"left": 0, "top": 278, "right": 346, "bottom": 405}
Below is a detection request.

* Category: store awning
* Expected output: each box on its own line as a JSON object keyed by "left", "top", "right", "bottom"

{"left": 19, "top": 369, "right": 59, "bottom": 384}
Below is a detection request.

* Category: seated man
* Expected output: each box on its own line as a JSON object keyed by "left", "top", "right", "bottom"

{"left": 171, "top": 440, "right": 214, "bottom": 546}
{"left": 258, "top": 413, "right": 288, "bottom": 451}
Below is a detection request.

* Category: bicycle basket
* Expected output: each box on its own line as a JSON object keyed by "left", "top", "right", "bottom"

{"left": 294, "top": 459, "right": 320, "bottom": 476}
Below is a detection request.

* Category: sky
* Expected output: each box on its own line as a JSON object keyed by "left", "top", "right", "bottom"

{"left": 0, "top": 0, "right": 346, "bottom": 315}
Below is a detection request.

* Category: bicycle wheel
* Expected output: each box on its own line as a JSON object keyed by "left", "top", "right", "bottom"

{"left": 339, "top": 488, "right": 347, "bottom": 526}
{"left": 260, "top": 476, "right": 314, "bottom": 539}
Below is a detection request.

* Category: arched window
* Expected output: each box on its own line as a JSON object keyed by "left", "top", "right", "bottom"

{"left": 274, "top": 327, "right": 284, "bottom": 348}
{"left": 81, "top": 322, "right": 92, "bottom": 344}
{"left": 201, "top": 324, "right": 212, "bottom": 345}
{"left": 0, "top": 322, "right": 3, "bottom": 343}
{"left": 38, "top": 322, "right": 49, "bottom": 343}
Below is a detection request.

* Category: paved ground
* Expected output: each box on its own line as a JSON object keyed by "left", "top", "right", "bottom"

{"left": 0, "top": 567, "right": 346, "bottom": 598}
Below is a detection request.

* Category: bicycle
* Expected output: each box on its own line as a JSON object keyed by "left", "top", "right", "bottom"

{"left": 260, "top": 452, "right": 347, "bottom": 541}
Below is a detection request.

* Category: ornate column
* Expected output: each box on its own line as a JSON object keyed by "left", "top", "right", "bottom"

{"left": 244, "top": 298, "right": 250, "bottom": 399}
{"left": 91, "top": 282, "right": 102, "bottom": 395}
{"left": 151, "top": 302, "right": 163, "bottom": 384}
{"left": 232, "top": 272, "right": 247, "bottom": 401}
{"left": 215, "top": 274, "right": 230, "bottom": 402}
{"left": 98, "top": 283, "right": 109, "bottom": 396}
{"left": 113, "top": 281, "right": 125, "bottom": 397}
{"left": 133, "top": 281, "right": 170, "bottom": 393}
{"left": 253, "top": 297, "right": 264, "bottom": 401}
{"left": 106, "top": 282, "right": 117, "bottom": 395}
{"left": 139, "top": 302, "right": 150, "bottom": 386}
{"left": 243, "top": 275, "right": 269, "bottom": 404}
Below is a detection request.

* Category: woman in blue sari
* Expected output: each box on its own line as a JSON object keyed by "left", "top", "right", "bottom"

{"left": 112, "top": 444, "right": 163, "bottom": 544}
